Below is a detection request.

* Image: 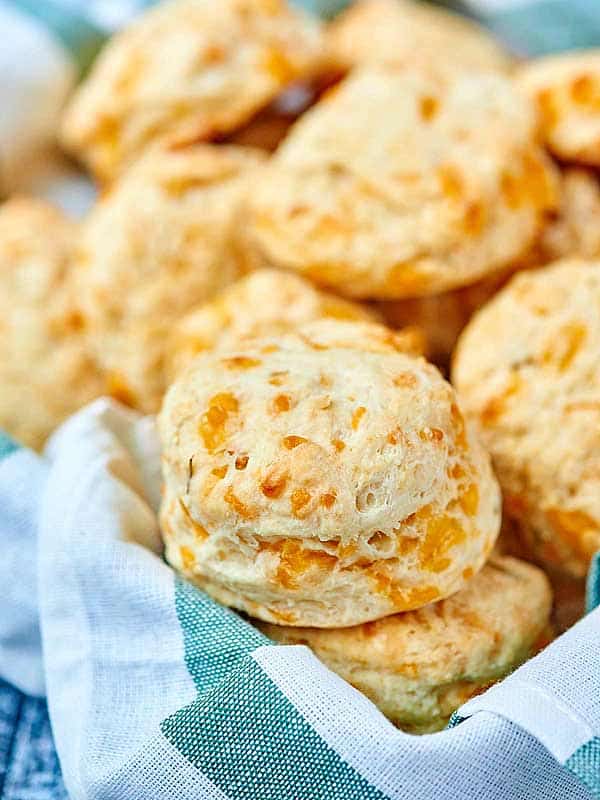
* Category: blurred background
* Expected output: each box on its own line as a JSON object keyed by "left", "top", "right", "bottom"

{"left": 3, "top": 0, "right": 600, "bottom": 210}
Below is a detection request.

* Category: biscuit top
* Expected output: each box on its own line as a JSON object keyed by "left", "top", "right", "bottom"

{"left": 246, "top": 65, "right": 558, "bottom": 299}
{"left": 518, "top": 51, "right": 600, "bottom": 165}
{"left": 61, "top": 0, "right": 325, "bottom": 181}
{"left": 160, "top": 318, "right": 497, "bottom": 567}
{"left": 453, "top": 260, "right": 600, "bottom": 573}
{"left": 260, "top": 555, "right": 551, "bottom": 681}
{"left": 78, "top": 143, "right": 265, "bottom": 412}
{"left": 167, "top": 269, "right": 426, "bottom": 378}
{"left": 328, "top": 0, "right": 511, "bottom": 76}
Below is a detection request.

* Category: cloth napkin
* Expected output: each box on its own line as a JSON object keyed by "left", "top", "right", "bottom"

{"left": 1, "top": 400, "right": 599, "bottom": 800}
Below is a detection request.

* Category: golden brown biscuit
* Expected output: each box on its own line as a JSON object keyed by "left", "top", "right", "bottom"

{"left": 60, "top": 0, "right": 325, "bottom": 182}
{"left": 327, "top": 0, "right": 511, "bottom": 76}
{"left": 377, "top": 272, "right": 510, "bottom": 368}
{"left": 159, "top": 318, "right": 501, "bottom": 627}
{"left": 0, "top": 198, "right": 104, "bottom": 449}
{"left": 498, "top": 521, "right": 585, "bottom": 634}
{"left": 245, "top": 65, "right": 559, "bottom": 300}
{"left": 78, "top": 143, "right": 265, "bottom": 414}
{"left": 453, "top": 259, "right": 600, "bottom": 577}
{"left": 167, "top": 268, "right": 426, "bottom": 379}
{"left": 518, "top": 51, "right": 600, "bottom": 165}
{"left": 540, "top": 168, "right": 600, "bottom": 261}
{"left": 259, "top": 556, "right": 552, "bottom": 733}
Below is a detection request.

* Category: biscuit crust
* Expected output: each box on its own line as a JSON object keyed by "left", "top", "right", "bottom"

{"left": 159, "top": 319, "right": 501, "bottom": 627}
{"left": 0, "top": 198, "right": 103, "bottom": 449}
{"left": 60, "top": 0, "right": 325, "bottom": 182}
{"left": 259, "top": 556, "right": 552, "bottom": 733}
{"left": 540, "top": 168, "right": 600, "bottom": 262}
{"left": 519, "top": 51, "right": 600, "bottom": 166}
{"left": 78, "top": 143, "right": 265, "bottom": 413}
{"left": 453, "top": 259, "right": 600, "bottom": 576}
{"left": 167, "top": 268, "right": 409, "bottom": 379}
{"left": 327, "top": 0, "right": 511, "bottom": 76}
{"left": 377, "top": 272, "right": 511, "bottom": 367}
{"left": 246, "top": 66, "right": 559, "bottom": 299}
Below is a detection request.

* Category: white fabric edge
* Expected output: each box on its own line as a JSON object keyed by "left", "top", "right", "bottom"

{"left": 38, "top": 400, "right": 196, "bottom": 798}
{"left": 457, "top": 678, "right": 595, "bottom": 763}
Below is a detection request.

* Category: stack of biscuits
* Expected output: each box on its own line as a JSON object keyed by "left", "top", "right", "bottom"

{"left": 3, "top": 0, "right": 600, "bottom": 731}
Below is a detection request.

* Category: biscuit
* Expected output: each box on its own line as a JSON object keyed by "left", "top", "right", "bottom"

{"left": 245, "top": 65, "right": 559, "bottom": 299}
{"left": 540, "top": 168, "right": 600, "bottom": 261}
{"left": 159, "top": 318, "right": 501, "bottom": 627}
{"left": 327, "top": 0, "right": 511, "bottom": 76}
{"left": 60, "top": 0, "right": 325, "bottom": 182}
{"left": 0, "top": 198, "right": 104, "bottom": 449}
{"left": 377, "top": 272, "right": 510, "bottom": 367}
{"left": 167, "top": 268, "right": 426, "bottom": 379}
{"left": 258, "top": 556, "right": 552, "bottom": 733}
{"left": 78, "top": 143, "right": 265, "bottom": 413}
{"left": 519, "top": 51, "right": 600, "bottom": 166}
{"left": 453, "top": 259, "right": 600, "bottom": 577}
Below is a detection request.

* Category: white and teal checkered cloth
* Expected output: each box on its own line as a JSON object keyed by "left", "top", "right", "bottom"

{"left": 2, "top": 1, "right": 600, "bottom": 798}
{"left": 1, "top": 399, "right": 599, "bottom": 800}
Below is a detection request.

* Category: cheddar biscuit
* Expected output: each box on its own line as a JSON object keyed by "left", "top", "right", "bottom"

{"left": 453, "top": 259, "right": 600, "bottom": 577}
{"left": 245, "top": 66, "right": 559, "bottom": 299}
{"left": 159, "top": 319, "right": 501, "bottom": 627}
{"left": 167, "top": 268, "right": 424, "bottom": 379}
{"left": 259, "top": 556, "right": 552, "bottom": 733}
{"left": 78, "top": 143, "right": 264, "bottom": 413}
{"left": 328, "top": 0, "right": 511, "bottom": 76}
{"left": 60, "top": 0, "right": 324, "bottom": 182}
{"left": 540, "top": 168, "right": 600, "bottom": 261}
{"left": 519, "top": 51, "right": 600, "bottom": 165}
{"left": 0, "top": 198, "right": 103, "bottom": 449}
{"left": 377, "top": 272, "right": 510, "bottom": 367}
